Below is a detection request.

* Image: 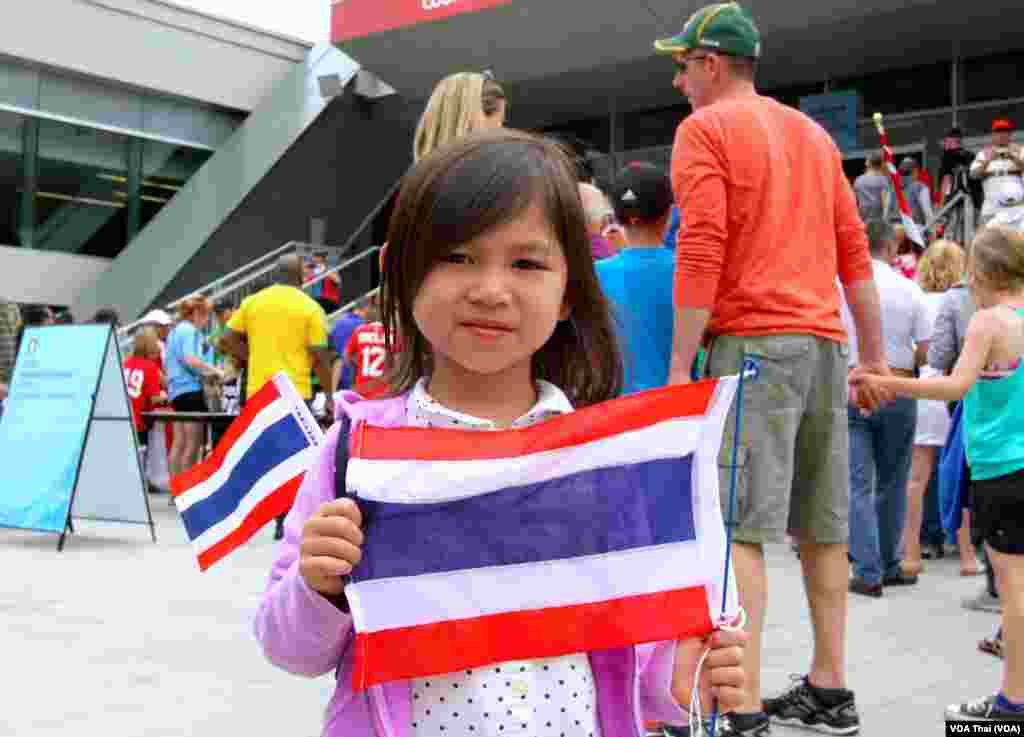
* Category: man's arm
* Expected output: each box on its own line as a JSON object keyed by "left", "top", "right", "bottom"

{"left": 669, "top": 308, "right": 711, "bottom": 385}
{"left": 970, "top": 149, "right": 990, "bottom": 180}
{"left": 844, "top": 280, "right": 885, "bottom": 367}
{"left": 309, "top": 309, "right": 334, "bottom": 415}
{"left": 312, "top": 347, "right": 334, "bottom": 415}
{"left": 669, "top": 117, "right": 727, "bottom": 385}
{"left": 220, "top": 328, "right": 249, "bottom": 363}
{"left": 331, "top": 357, "right": 342, "bottom": 396}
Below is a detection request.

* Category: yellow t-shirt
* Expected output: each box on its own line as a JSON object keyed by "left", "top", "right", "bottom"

{"left": 227, "top": 284, "right": 328, "bottom": 400}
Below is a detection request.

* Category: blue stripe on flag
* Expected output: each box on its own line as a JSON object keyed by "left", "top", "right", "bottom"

{"left": 352, "top": 454, "right": 695, "bottom": 582}
{"left": 181, "top": 413, "right": 309, "bottom": 540}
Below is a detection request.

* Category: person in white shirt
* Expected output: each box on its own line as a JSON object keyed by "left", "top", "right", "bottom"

{"left": 841, "top": 220, "right": 932, "bottom": 597}
{"left": 970, "top": 118, "right": 1024, "bottom": 225}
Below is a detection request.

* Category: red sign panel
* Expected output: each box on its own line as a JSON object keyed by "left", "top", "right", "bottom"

{"left": 331, "top": 0, "right": 514, "bottom": 42}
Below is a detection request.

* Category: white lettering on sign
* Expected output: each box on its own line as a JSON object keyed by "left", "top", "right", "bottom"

{"left": 422, "top": 0, "right": 457, "bottom": 10}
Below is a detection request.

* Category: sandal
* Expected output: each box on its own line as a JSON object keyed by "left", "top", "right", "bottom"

{"left": 961, "top": 566, "right": 983, "bottom": 577}
{"left": 901, "top": 560, "right": 923, "bottom": 578}
{"left": 978, "top": 633, "right": 1004, "bottom": 660}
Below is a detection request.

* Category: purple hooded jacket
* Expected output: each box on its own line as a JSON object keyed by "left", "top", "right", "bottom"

{"left": 253, "top": 391, "right": 689, "bottom": 737}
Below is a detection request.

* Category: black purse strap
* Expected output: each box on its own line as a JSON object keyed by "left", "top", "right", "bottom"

{"left": 334, "top": 414, "right": 351, "bottom": 500}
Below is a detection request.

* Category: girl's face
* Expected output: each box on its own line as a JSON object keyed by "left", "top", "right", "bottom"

{"left": 412, "top": 201, "right": 570, "bottom": 387}
{"left": 480, "top": 99, "right": 506, "bottom": 131}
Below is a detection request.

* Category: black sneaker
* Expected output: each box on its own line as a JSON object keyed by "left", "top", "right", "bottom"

{"left": 848, "top": 578, "right": 882, "bottom": 598}
{"left": 763, "top": 676, "right": 859, "bottom": 734}
{"left": 946, "top": 694, "right": 1024, "bottom": 721}
{"left": 716, "top": 712, "right": 771, "bottom": 736}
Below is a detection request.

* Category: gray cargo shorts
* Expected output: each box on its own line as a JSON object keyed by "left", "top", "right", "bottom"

{"left": 705, "top": 334, "right": 850, "bottom": 544}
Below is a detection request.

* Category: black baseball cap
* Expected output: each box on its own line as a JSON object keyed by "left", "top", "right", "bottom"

{"left": 611, "top": 162, "right": 674, "bottom": 223}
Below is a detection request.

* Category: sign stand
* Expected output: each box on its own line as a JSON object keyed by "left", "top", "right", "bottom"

{"left": 0, "top": 324, "right": 155, "bottom": 549}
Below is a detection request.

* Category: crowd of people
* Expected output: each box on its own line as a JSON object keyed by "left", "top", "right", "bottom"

{"left": 3, "top": 3, "right": 1023, "bottom": 736}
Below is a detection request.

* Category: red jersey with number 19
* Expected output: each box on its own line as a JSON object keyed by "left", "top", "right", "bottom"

{"left": 344, "top": 322, "right": 391, "bottom": 400}
{"left": 123, "top": 356, "right": 163, "bottom": 432}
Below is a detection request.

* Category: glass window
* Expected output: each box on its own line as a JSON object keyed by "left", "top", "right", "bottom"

{"left": 139, "top": 142, "right": 211, "bottom": 233}
{"left": 622, "top": 103, "right": 690, "bottom": 151}
{"left": 0, "top": 110, "right": 25, "bottom": 247}
{"left": 963, "top": 51, "right": 1024, "bottom": 105}
{"left": 0, "top": 116, "right": 213, "bottom": 260}
{"left": 33, "top": 120, "right": 129, "bottom": 258}
{"left": 540, "top": 117, "right": 612, "bottom": 154}
{"left": 834, "top": 62, "right": 951, "bottom": 116}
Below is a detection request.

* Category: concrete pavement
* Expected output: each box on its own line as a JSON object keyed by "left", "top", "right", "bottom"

{"left": 0, "top": 498, "right": 1003, "bottom": 736}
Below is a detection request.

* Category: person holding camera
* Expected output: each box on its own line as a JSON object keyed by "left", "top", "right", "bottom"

{"left": 971, "top": 118, "right": 1024, "bottom": 225}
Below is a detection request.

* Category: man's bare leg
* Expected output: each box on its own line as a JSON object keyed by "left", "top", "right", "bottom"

{"left": 731, "top": 541, "right": 768, "bottom": 713}
{"left": 798, "top": 541, "right": 849, "bottom": 689}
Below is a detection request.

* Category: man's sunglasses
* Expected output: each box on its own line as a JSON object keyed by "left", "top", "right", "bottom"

{"left": 673, "top": 53, "right": 714, "bottom": 73}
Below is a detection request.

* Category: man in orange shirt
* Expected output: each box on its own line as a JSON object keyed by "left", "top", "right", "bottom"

{"left": 656, "top": 4, "right": 888, "bottom": 735}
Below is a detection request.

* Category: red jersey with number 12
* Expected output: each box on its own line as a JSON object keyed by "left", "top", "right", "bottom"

{"left": 345, "top": 322, "right": 391, "bottom": 399}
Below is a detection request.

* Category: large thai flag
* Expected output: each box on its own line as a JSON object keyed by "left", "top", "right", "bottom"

{"left": 171, "top": 373, "right": 323, "bottom": 570}
{"left": 344, "top": 378, "right": 740, "bottom": 690}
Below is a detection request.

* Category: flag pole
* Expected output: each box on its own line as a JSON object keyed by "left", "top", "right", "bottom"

{"left": 707, "top": 357, "right": 759, "bottom": 737}
{"left": 873, "top": 112, "right": 926, "bottom": 248}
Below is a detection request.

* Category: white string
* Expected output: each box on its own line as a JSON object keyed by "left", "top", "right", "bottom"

{"left": 688, "top": 606, "right": 747, "bottom": 736}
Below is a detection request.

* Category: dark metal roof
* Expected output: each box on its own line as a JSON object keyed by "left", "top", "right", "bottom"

{"left": 335, "top": 0, "right": 1024, "bottom": 126}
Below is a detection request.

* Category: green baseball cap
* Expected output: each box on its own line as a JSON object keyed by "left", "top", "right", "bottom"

{"left": 654, "top": 2, "right": 761, "bottom": 59}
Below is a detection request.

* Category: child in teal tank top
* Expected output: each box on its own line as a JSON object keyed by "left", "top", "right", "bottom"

{"left": 854, "top": 226, "right": 1024, "bottom": 723}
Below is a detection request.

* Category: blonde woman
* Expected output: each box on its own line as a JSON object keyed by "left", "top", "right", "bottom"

{"left": 378, "top": 72, "right": 509, "bottom": 274}
{"left": 901, "top": 239, "right": 975, "bottom": 576}
{"left": 413, "top": 71, "right": 506, "bottom": 162}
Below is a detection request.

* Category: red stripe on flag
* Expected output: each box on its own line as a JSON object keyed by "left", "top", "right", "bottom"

{"left": 878, "top": 131, "right": 925, "bottom": 246}
{"left": 171, "top": 380, "right": 281, "bottom": 497}
{"left": 331, "top": 0, "right": 513, "bottom": 43}
{"left": 351, "top": 586, "right": 713, "bottom": 690}
{"left": 352, "top": 379, "right": 720, "bottom": 462}
{"left": 195, "top": 473, "right": 304, "bottom": 571}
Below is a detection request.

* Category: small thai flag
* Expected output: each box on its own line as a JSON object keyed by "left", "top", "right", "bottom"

{"left": 171, "top": 373, "right": 323, "bottom": 570}
{"left": 343, "top": 378, "right": 740, "bottom": 690}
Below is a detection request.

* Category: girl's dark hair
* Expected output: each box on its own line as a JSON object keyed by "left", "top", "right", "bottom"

{"left": 381, "top": 129, "right": 622, "bottom": 407}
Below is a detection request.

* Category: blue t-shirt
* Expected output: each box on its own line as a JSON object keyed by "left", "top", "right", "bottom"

{"left": 329, "top": 313, "right": 365, "bottom": 390}
{"left": 595, "top": 247, "right": 676, "bottom": 395}
{"left": 166, "top": 322, "right": 204, "bottom": 399}
{"left": 663, "top": 206, "right": 681, "bottom": 249}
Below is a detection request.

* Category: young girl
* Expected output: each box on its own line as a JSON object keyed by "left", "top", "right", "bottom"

{"left": 254, "top": 131, "right": 745, "bottom": 737}
{"left": 854, "top": 226, "right": 1024, "bottom": 722}
{"left": 123, "top": 328, "right": 167, "bottom": 440}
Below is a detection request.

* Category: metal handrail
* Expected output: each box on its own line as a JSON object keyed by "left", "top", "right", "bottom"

{"left": 303, "top": 245, "right": 381, "bottom": 292}
{"left": 119, "top": 174, "right": 401, "bottom": 337}
{"left": 328, "top": 285, "right": 380, "bottom": 323}
{"left": 167, "top": 241, "right": 301, "bottom": 309}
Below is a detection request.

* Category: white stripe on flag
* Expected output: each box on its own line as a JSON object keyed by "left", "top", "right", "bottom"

{"left": 175, "top": 399, "right": 292, "bottom": 513}
{"left": 346, "top": 540, "right": 707, "bottom": 633}
{"left": 190, "top": 445, "right": 319, "bottom": 556}
{"left": 347, "top": 417, "right": 705, "bottom": 503}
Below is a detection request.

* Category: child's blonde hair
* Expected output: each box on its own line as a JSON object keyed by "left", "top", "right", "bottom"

{"left": 916, "top": 239, "right": 966, "bottom": 293}
{"left": 413, "top": 72, "right": 506, "bottom": 163}
{"left": 970, "top": 226, "right": 1024, "bottom": 294}
{"left": 132, "top": 327, "right": 161, "bottom": 359}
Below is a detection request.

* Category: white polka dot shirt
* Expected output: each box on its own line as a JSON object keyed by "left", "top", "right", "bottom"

{"left": 406, "top": 379, "right": 601, "bottom": 737}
